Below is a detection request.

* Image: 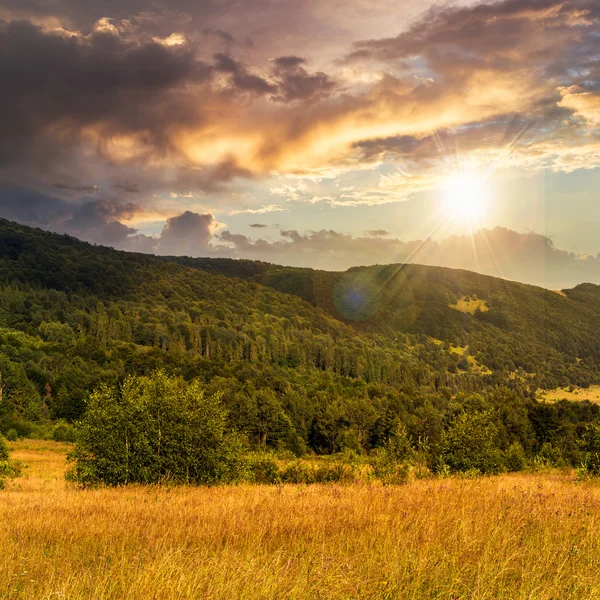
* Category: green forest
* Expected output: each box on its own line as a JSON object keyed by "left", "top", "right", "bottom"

{"left": 2, "top": 218, "right": 600, "bottom": 479}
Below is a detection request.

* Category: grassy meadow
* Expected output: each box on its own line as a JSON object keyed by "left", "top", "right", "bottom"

{"left": 539, "top": 385, "right": 600, "bottom": 405}
{"left": 1, "top": 441, "right": 600, "bottom": 599}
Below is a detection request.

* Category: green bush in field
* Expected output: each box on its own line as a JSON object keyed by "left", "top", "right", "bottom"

{"left": 52, "top": 422, "right": 76, "bottom": 443}
{"left": 371, "top": 422, "right": 414, "bottom": 484}
{"left": 0, "top": 434, "right": 8, "bottom": 462}
{"left": 435, "top": 410, "right": 505, "bottom": 475}
{"left": 0, "top": 434, "right": 22, "bottom": 489}
{"left": 277, "top": 461, "right": 357, "bottom": 484}
{"left": 5, "top": 429, "right": 18, "bottom": 442}
{"left": 577, "top": 422, "right": 600, "bottom": 477}
{"left": 504, "top": 442, "right": 527, "bottom": 473}
{"left": 246, "top": 454, "right": 280, "bottom": 484}
{"left": 505, "top": 441, "right": 527, "bottom": 472}
{"left": 67, "top": 371, "right": 244, "bottom": 486}
{"left": 245, "top": 454, "right": 362, "bottom": 485}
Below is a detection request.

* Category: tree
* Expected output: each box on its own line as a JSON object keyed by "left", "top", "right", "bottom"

{"left": 0, "top": 434, "right": 8, "bottom": 462}
{"left": 0, "top": 434, "right": 10, "bottom": 489}
{"left": 436, "top": 410, "right": 505, "bottom": 475}
{"left": 578, "top": 422, "right": 600, "bottom": 476}
{"left": 67, "top": 371, "right": 244, "bottom": 486}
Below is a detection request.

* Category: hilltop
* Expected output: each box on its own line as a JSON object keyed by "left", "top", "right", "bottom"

{"left": 0, "top": 218, "right": 599, "bottom": 458}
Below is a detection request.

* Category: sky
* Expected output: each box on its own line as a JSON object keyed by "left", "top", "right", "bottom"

{"left": 1, "top": 0, "right": 600, "bottom": 289}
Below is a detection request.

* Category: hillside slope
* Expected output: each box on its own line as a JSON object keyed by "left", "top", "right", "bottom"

{"left": 167, "top": 256, "right": 600, "bottom": 387}
{"left": 1, "top": 219, "right": 600, "bottom": 457}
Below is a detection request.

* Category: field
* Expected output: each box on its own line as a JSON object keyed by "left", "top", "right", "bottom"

{"left": 2, "top": 442, "right": 600, "bottom": 599}
{"left": 449, "top": 296, "right": 489, "bottom": 315}
{"left": 539, "top": 385, "right": 600, "bottom": 404}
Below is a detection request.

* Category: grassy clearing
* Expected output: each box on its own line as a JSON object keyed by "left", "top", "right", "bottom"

{"left": 539, "top": 385, "right": 600, "bottom": 404}
{"left": 449, "top": 296, "right": 489, "bottom": 315}
{"left": 3, "top": 441, "right": 600, "bottom": 599}
{"left": 449, "top": 345, "right": 493, "bottom": 375}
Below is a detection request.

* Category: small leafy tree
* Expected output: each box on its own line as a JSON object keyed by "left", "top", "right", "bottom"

{"left": 0, "top": 433, "right": 16, "bottom": 489}
{"left": 372, "top": 421, "right": 414, "bottom": 484}
{"left": 0, "top": 434, "right": 8, "bottom": 463}
{"left": 436, "top": 410, "right": 505, "bottom": 475}
{"left": 504, "top": 441, "right": 527, "bottom": 472}
{"left": 578, "top": 422, "right": 600, "bottom": 477}
{"left": 67, "top": 371, "right": 244, "bottom": 486}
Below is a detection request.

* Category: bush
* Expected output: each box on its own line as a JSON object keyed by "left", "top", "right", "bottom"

{"left": 5, "top": 429, "right": 18, "bottom": 442}
{"left": 52, "top": 422, "right": 76, "bottom": 443}
{"left": 371, "top": 422, "right": 413, "bottom": 484}
{"left": 505, "top": 442, "right": 527, "bottom": 472}
{"left": 577, "top": 423, "right": 600, "bottom": 477}
{"left": 0, "top": 434, "right": 22, "bottom": 489}
{"left": 0, "top": 435, "right": 8, "bottom": 462}
{"left": 435, "top": 410, "right": 505, "bottom": 475}
{"left": 0, "top": 416, "right": 54, "bottom": 440}
{"left": 277, "top": 461, "right": 357, "bottom": 484}
{"left": 67, "top": 371, "right": 244, "bottom": 486}
{"left": 246, "top": 454, "right": 280, "bottom": 484}
{"left": 534, "top": 442, "right": 566, "bottom": 469}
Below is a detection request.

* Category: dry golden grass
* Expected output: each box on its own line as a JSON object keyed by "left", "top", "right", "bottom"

{"left": 539, "top": 385, "right": 600, "bottom": 405}
{"left": 449, "top": 297, "right": 489, "bottom": 315}
{"left": 3, "top": 441, "right": 600, "bottom": 599}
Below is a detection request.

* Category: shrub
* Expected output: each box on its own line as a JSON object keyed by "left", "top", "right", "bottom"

{"left": 577, "top": 423, "right": 600, "bottom": 477}
{"left": 534, "top": 442, "right": 566, "bottom": 469}
{"left": 0, "top": 434, "right": 8, "bottom": 462}
{"left": 371, "top": 422, "right": 414, "bottom": 484}
{"left": 435, "top": 410, "right": 505, "bottom": 475}
{"left": 505, "top": 441, "right": 527, "bottom": 472}
{"left": 246, "top": 454, "right": 280, "bottom": 484}
{"left": 277, "top": 461, "right": 357, "bottom": 484}
{"left": 67, "top": 371, "right": 244, "bottom": 486}
{"left": 5, "top": 429, "right": 18, "bottom": 442}
{"left": 52, "top": 422, "right": 76, "bottom": 443}
{"left": 0, "top": 434, "right": 22, "bottom": 489}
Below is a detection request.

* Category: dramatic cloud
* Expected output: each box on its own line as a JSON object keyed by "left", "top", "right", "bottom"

{"left": 271, "top": 56, "right": 336, "bottom": 103}
{"left": 158, "top": 211, "right": 220, "bottom": 255}
{"left": 2, "top": 0, "right": 599, "bottom": 201}
{"left": 1, "top": 0, "right": 599, "bottom": 279}
{"left": 215, "top": 226, "right": 600, "bottom": 290}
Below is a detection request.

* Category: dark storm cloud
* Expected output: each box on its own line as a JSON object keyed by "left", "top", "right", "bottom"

{"left": 213, "top": 53, "right": 277, "bottom": 95}
{"left": 0, "top": 185, "right": 154, "bottom": 248}
{"left": 352, "top": 114, "right": 537, "bottom": 163}
{"left": 272, "top": 55, "right": 336, "bottom": 103}
{"left": 249, "top": 223, "right": 268, "bottom": 228}
{"left": 347, "top": 0, "right": 600, "bottom": 68}
{"left": 0, "top": 19, "right": 212, "bottom": 168}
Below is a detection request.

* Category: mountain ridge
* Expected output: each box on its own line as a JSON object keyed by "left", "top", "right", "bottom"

{"left": 1, "top": 218, "right": 600, "bottom": 458}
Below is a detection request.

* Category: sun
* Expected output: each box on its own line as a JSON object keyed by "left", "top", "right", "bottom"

{"left": 442, "top": 170, "right": 490, "bottom": 226}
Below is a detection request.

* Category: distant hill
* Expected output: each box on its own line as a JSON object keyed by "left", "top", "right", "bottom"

{"left": 1, "top": 218, "right": 599, "bottom": 457}
{"left": 165, "top": 255, "right": 600, "bottom": 388}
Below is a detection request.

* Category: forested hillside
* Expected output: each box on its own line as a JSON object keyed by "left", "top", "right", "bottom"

{"left": 1, "top": 218, "right": 600, "bottom": 463}
{"left": 168, "top": 257, "right": 600, "bottom": 388}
